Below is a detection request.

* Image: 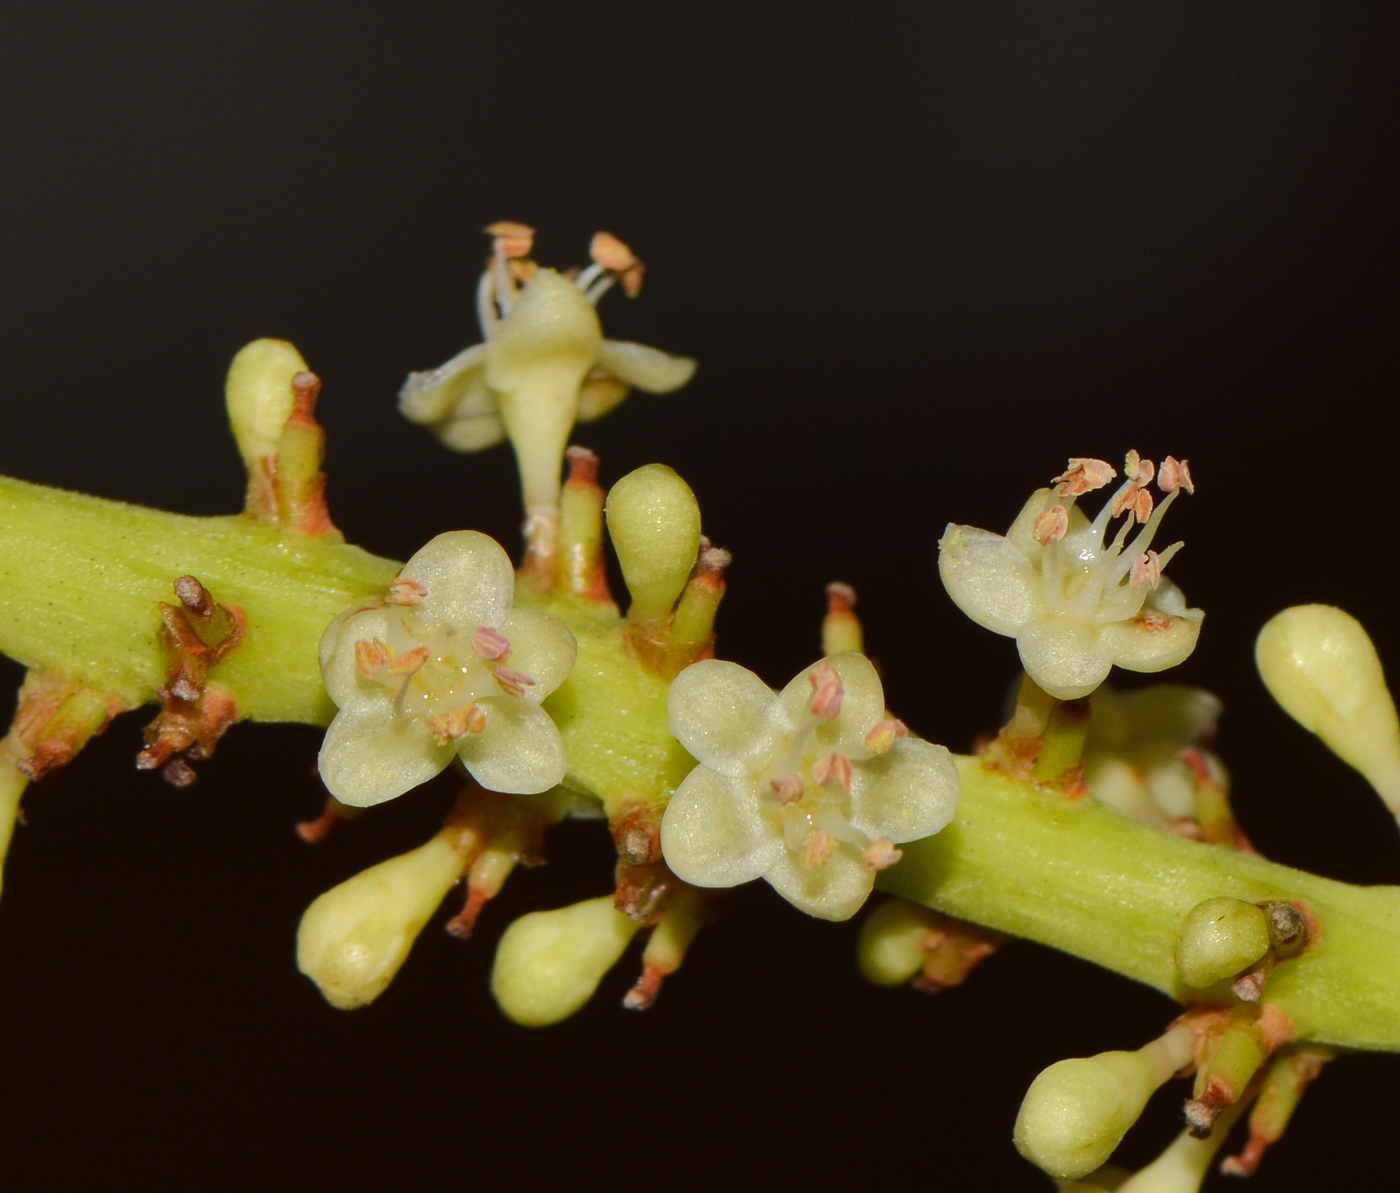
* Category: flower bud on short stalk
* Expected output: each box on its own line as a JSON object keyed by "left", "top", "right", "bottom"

{"left": 225, "top": 338, "right": 307, "bottom": 519}
{"left": 296, "top": 830, "right": 469, "bottom": 1009}
{"left": 1015, "top": 1024, "right": 1195, "bottom": 1180}
{"left": 858, "top": 898, "right": 938, "bottom": 987}
{"left": 1256, "top": 604, "right": 1400, "bottom": 815}
{"left": 1174, "top": 897, "right": 1271, "bottom": 991}
{"left": 491, "top": 895, "right": 640, "bottom": 1026}
{"left": 605, "top": 464, "right": 703, "bottom": 632}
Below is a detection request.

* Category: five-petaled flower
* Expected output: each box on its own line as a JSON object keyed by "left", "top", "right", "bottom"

{"left": 318, "top": 530, "right": 577, "bottom": 806}
{"left": 398, "top": 224, "right": 696, "bottom": 552}
{"left": 938, "top": 452, "right": 1202, "bottom": 701}
{"left": 659, "top": 652, "right": 960, "bottom": 921}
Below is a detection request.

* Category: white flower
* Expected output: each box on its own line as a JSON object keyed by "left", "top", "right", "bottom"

{"left": 659, "top": 653, "right": 960, "bottom": 921}
{"left": 317, "top": 530, "right": 577, "bottom": 806}
{"left": 939, "top": 453, "right": 1202, "bottom": 701}
{"left": 399, "top": 225, "right": 696, "bottom": 536}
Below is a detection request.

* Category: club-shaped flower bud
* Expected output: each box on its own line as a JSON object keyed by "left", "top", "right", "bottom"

{"left": 605, "top": 464, "right": 702, "bottom": 623}
{"left": 1256, "top": 605, "right": 1400, "bottom": 811}
{"left": 491, "top": 895, "right": 640, "bottom": 1026}
{"left": 857, "top": 898, "right": 934, "bottom": 986}
{"left": 1174, "top": 897, "right": 1271, "bottom": 990}
{"left": 1015, "top": 1026, "right": 1195, "bottom": 1180}
{"left": 225, "top": 338, "right": 307, "bottom": 475}
{"left": 296, "top": 833, "right": 466, "bottom": 1009}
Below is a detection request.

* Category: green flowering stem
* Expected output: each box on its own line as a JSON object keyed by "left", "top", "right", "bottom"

{"left": 7, "top": 473, "right": 1400, "bottom": 1056}
{"left": 881, "top": 755, "right": 1400, "bottom": 1053}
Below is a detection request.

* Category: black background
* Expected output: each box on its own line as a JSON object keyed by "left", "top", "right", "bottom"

{"left": 2, "top": 4, "right": 1398, "bottom": 1190}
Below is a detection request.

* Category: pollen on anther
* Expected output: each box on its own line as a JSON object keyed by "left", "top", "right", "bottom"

{"left": 428, "top": 703, "right": 486, "bottom": 742}
{"left": 1130, "top": 550, "right": 1163, "bottom": 590}
{"left": 471, "top": 626, "right": 512, "bottom": 661}
{"left": 386, "top": 578, "right": 427, "bottom": 606}
{"left": 492, "top": 666, "right": 536, "bottom": 698}
{"left": 864, "top": 718, "right": 908, "bottom": 755}
{"left": 354, "top": 638, "right": 390, "bottom": 677}
{"left": 1124, "top": 449, "right": 1155, "bottom": 488}
{"left": 802, "top": 830, "right": 835, "bottom": 869}
{"left": 808, "top": 661, "right": 844, "bottom": 720}
{"left": 1032, "top": 505, "right": 1069, "bottom": 545}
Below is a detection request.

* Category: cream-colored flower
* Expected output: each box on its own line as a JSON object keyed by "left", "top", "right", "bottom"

{"left": 659, "top": 653, "right": 960, "bottom": 921}
{"left": 399, "top": 225, "right": 696, "bottom": 534}
{"left": 317, "top": 530, "right": 576, "bottom": 806}
{"left": 939, "top": 453, "right": 1202, "bottom": 701}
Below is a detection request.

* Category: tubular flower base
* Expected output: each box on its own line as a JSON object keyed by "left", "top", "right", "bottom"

{"left": 660, "top": 653, "right": 960, "bottom": 921}
{"left": 939, "top": 452, "right": 1202, "bottom": 700}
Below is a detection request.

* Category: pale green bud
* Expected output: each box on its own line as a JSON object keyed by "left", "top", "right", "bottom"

{"left": 605, "top": 464, "right": 702, "bottom": 623}
{"left": 857, "top": 898, "right": 931, "bottom": 987}
{"left": 296, "top": 835, "right": 464, "bottom": 1010}
{"left": 491, "top": 895, "right": 639, "bottom": 1026}
{"left": 1256, "top": 604, "right": 1400, "bottom": 810}
{"left": 225, "top": 338, "right": 308, "bottom": 469}
{"left": 1015, "top": 1027, "right": 1193, "bottom": 1181}
{"left": 1174, "top": 897, "right": 1270, "bottom": 990}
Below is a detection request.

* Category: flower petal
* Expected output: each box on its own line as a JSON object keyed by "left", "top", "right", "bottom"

{"left": 398, "top": 342, "right": 490, "bottom": 425}
{"left": 775, "top": 652, "right": 887, "bottom": 754}
{"left": 437, "top": 411, "right": 507, "bottom": 452}
{"left": 847, "top": 738, "right": 960, "bottom": 843}
{"left": 319, "top": 605, "right": 391, "bottom": 708}
{"left": 456, "top": 696, "right": 567, "bottom": 795}
{"left": 667, "top": 659, "right": 782, "bottom": 778}
{"left": 763, "top": 842, "right": 875, "bottom": 922}
{"left": 496, "top": 608, "right": 578, "bottom": 701}
{"left": 1098, "top": 608, "right": 1203, "bottom": 674}
{"left": 939, "top": 523, "right": 1043, "bottom": 637}
{"left": 576, "top": 373, "right": 631, "bottom": 422}
{"left": 596, "top": 339, "right": 697, "bottom": 394}
{"left": 660, "top": 765, "right": 780, "bottom": 888}
{"left": 318, "top": 703, "right": 454, "bottom": 807}
{"left": 400, "top": 530, "right": 515, "bottom": 630}
{"left": 1016, "top": 614, "right": 1115, "bottom": 700}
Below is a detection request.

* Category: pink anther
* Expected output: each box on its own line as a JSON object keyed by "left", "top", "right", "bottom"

{"left": 808, "top": 661, "right": 844, "bottom": 721}
{"left": 1032, "top": 505, "right": 1069, "bottom": 545}
{"left": 1159, "top": 455, "right": 1195, "bottom": 495}
{"left": 802, "top": 830, "right": 835, "bottom": 869}
{"left": 484, "top": 220, "right": 536, "bottom": 258}
{"left": 770, "top": 773, "right": 805, "bottom": 804}
{"left": 861, "top": 839, "right": 902, "bottom": 871}
{"left": 387, "top": 645, "right": 429, "bottom": 676}
{"left": 428, "top": 703, "right": 486, "bottom": 743}
{"left": 1130, "top": 550, "right": 1162, "bottom": 590}
{"left": 492, "top": 666, "right": 536, "bottom": 698}
{"left": 354, "top": 638, "right": 390, "bottom": 677}
{"left": 1112, "top": 485, "right": 1154, "bottom": 523}
{"left": 386, "top": 578, "right": 427, "bottom": 606}
{"left": 471, "top": 626, "right": 512, "bottom": 661}
{"left": 1052, "top": 457, "right": 1116, "bottom": 496}
{"left": 1123, "top": 449, "right": 1155, "bottom": 487}
{"left": 812, "top": 752, "right": 853, "bottom": 794}
{"left": 590, "top": 231, "right": 638, "bottom": 272}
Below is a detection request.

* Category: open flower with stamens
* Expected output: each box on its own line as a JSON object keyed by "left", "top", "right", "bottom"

{"left": 659, "top": 653, "right": 959, "bottom": 921}
{"left": 317, "top": 530, "right": 577, "bottom": 806}
{"left": 399, "top": 224, "right": 697, "bottom": 562}
{"left": 939, "top": 452, "right": 1202, "bottom": 701}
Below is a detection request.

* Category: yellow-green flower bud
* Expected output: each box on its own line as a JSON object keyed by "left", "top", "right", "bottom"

{"left": 225, "top": 338, "right": 307, "bottom": 472}
{"left": 491, "top": 895, "right": 640, "bottom": 1026}
{"left": 1015, "top": 1027, "right": 1194, "bottom": 1180}
{"left": 296, "top": 834, "right": 465, "bottom": 1010}
{"left": 1174, "top": 897, "right": 1271, "bottom": 990}
{"left": 605, "top": 464, "right": 702, "bottom": 624}
{"left": 1256, "top": 604, "right": 1400, "bottom": 810}
{"left": 857, "top": 898, "right": 932, "bottom": 987}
